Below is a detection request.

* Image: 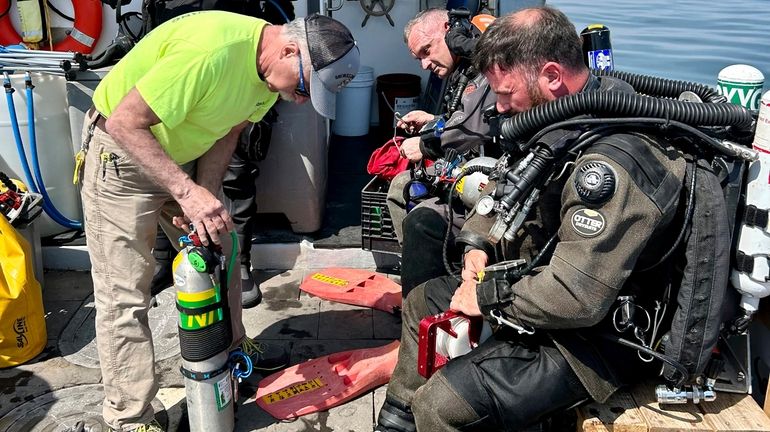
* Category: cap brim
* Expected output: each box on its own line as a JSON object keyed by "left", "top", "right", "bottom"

{"left": 310, "top": 71, "right": 337, "bottom": 119}
{"left": 308, "top": 45, "right": 360, "bottom": 120}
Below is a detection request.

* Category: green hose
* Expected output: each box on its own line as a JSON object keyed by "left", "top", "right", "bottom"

{"left": 227, "top": 230, "right": 238, "bottom": 286}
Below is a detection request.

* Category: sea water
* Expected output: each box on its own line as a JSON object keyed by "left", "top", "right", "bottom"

{"left": 550, "top": 0, "right": 770, "bottom": 86}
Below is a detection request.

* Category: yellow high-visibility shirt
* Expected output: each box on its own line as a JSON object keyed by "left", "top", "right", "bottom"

{"left": 93, "top": 11, "right": 278, "bottom": 164}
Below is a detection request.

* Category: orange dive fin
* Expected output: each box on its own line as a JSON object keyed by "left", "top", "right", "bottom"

{"left": 255, "top": 340, "right": 400, "bottom": 419}
{"left": 300, "top": 268, "right": 402, "bottom": 313}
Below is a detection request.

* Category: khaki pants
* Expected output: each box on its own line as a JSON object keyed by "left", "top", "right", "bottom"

{"left": 80, "top": 110, "right": 245, "bottom": 431}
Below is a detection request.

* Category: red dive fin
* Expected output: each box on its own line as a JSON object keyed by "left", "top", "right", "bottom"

{"left": 300, "top": 268, "right": 402, "bottom": 313}
{"left": 255, "top": 340, "right": 400, "bottom": 419}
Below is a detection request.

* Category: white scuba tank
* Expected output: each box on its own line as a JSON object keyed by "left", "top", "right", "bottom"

{"left": 730, "top": 90, "right": 770, "bottom": 314}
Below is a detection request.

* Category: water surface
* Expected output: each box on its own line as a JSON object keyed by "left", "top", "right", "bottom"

{"left": 549, "top": 0, "right": 770, "bottom": 86}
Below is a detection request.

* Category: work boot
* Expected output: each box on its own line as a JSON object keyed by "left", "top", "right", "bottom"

{"left": 240, "top": 263, "right": 262, "bottom": 308}
{"left": 375, "top": 398, "right": 416, "bottom": 432}
{"left": 240, "top": 338, "right": 289, "bottom": 372}
{"left": 150, "top": 234, "right": 174, "bottom": 296}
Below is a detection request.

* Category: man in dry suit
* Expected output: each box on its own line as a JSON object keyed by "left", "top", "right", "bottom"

{"left": 386, "top": 8, "right": 498, "bottom": 296}
{"left": 376, "top": 7, "right": 712, "bottom": 431}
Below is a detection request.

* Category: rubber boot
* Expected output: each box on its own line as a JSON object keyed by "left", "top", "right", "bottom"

{"left": 240, "top": 262, "right": 262, "bottom": 308}
{"left": 239, "top": 234, "right": 262, "bottom": 308}
{"left": 149, "top": 231, "right": 174, "bottom": 297}
{"left": 376, "top": 397, "right": 416, "bottom": 432}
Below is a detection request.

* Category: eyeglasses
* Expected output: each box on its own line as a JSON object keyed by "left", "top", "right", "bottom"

{"left": 295, "top": 54, "right": 310, "bottom": 98}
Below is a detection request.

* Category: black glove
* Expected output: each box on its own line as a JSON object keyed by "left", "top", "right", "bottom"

{"left": 417, "top": 117, "right": 446, "bottom": 160}
{"left": 445, "top": 25, "right": 477, "bottom": 59}
{"left": 419, "top": 134, "right": 444, "bottom": 161}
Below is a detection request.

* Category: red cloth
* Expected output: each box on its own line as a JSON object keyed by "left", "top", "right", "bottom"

{"left": 367, "top": 137, "right": 410, "bottom": 181}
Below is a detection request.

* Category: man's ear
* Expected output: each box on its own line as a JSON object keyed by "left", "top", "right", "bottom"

{"left": 540, "top": 62, "right": 564, "bottom": 92}
{"left": 280, "top": 42, "right": 299, "bottom": 59}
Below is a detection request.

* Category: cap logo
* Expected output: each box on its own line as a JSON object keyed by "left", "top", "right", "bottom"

{"left": 336, "top": 73, "right": 354, "bottom": 90}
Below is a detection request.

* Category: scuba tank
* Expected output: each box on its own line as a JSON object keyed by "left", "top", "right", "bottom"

{"left": 173, "top": 230, "right": 237, "bottom": 432}
{"left": 730, "top": 90, "right": 770, "bottom": 330}
{"left": 453, "top": 156, "right": 497, "bottom": 208}
{"left": 581, "top": 24, "right": 613, "bottom": 71}
{"left": 717, "top": 64, "right": 765, "bottom": 112}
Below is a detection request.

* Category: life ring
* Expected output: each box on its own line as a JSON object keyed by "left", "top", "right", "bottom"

{"left": 0, "top": 0, "right": 102, "bottom": 54}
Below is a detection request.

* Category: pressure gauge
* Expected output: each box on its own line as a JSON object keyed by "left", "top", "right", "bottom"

{"left": 476, "top": 195, "right": 496, "bottom": 216}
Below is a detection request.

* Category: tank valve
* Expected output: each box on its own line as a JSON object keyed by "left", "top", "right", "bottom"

{"left": 655, "top": 385, "right": 716, "bottom": 404}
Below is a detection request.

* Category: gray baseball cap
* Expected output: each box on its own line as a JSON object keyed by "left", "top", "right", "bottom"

{"left": 305, "top": 14, "right": 360, "bottom": 119}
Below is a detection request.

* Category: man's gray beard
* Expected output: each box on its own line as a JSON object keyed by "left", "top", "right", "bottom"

{"left": 279, "top": 91, "right": 296, "bottom": 102}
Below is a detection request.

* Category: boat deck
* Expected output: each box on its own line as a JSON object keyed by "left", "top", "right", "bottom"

{"left": 0, "top": 254, "right": 402, "bottom": 431}
{"left": 0, "top": 130, "right": 409, "bottom": 431}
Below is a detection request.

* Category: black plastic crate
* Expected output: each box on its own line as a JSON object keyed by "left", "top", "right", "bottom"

{"left": 361, "top": 177, "right": 401, "bottom": 254}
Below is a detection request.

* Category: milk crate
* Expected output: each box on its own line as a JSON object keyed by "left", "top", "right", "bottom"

{"left": 361, "top": 177, "right": 401, "bottom": 254}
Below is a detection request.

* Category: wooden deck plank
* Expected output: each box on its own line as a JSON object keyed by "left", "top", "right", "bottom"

{"left": 765, "top": 380, "right": 770, "bottom": 419}
{"left": 578, "top": 383, "right": 770, "bottom": 431}
{"left": 578, "top": 389, "right": 648, "bottom": 432}
{"left": 700, "top": 392, "right": 770, "bottom": 432}
{"left": 631, "top": 383, "right": 713, "bottom": 431}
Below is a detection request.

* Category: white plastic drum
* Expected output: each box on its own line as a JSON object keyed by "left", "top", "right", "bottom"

{"left": 0, "top": 73, "right": 81, "bottom": 237}
{"left": 253, "top": 101, "right": 328, "bottom": 233}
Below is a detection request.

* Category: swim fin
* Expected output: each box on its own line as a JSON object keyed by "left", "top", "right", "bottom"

{"left": 255, "top": 340, "right": 400, "bottom": 419}
{"left": 300, "top": 268, "right": 402, "bottom": 314}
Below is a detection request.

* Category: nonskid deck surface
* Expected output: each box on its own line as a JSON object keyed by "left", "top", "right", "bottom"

{"left": 0, "top": 264, "right": 402, "bottom": 432}
{"left": 2, "top": 131, "right": 402, "bottom": 430}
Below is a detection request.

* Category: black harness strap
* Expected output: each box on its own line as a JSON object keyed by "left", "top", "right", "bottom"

{"left": 743, "top": 204, "right": 769, "bottom": 229}
{"left": 180, "top": 362, "right": 230, "bottom": 382}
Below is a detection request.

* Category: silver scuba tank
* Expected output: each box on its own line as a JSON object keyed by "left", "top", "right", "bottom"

{"left": 453, "top": 156, "right": 497, "bottom": 208}
{"left": 173, "top": 235, "right": 234, "bottom": 432}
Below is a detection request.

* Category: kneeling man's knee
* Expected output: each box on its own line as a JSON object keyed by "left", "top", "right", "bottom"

{"left": 412, "top": 372, "right": 483, "bottom": 430}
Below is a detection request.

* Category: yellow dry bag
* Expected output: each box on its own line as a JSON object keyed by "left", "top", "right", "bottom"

{"left": 16, "top": 0, "right": 44, "bottom": 44}
{"left": 0, "top": 214, "right": 46, "bottom": 368}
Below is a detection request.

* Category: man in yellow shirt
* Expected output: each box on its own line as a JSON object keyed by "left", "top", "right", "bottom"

{"left": 80, "top": 11, "right": 359, "bottom": 432}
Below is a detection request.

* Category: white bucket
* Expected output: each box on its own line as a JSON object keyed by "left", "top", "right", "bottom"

{"left": 0, "top": 73, "right": 81, "bottom": 237}
{"left": 332, "top": 66, "right": 374, "bottom": 137}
